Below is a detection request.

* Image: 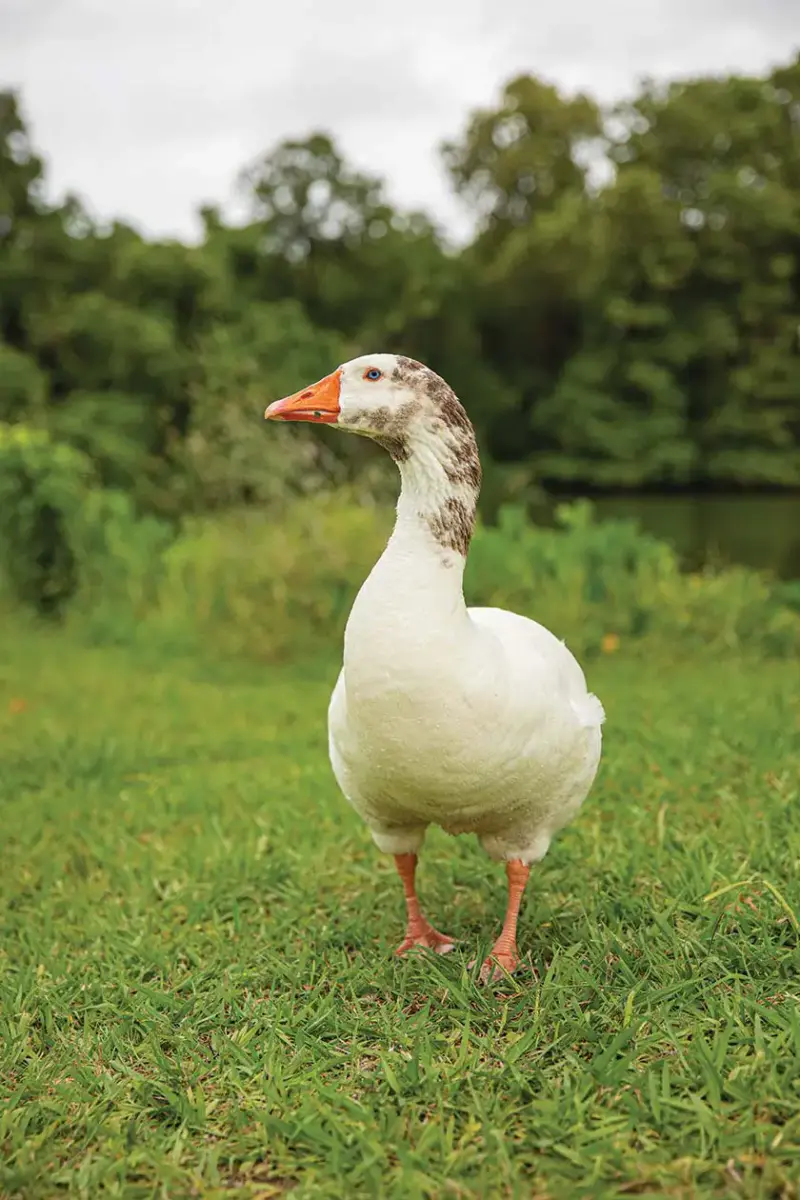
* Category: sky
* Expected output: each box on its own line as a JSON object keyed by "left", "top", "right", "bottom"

{"left": 1, "top": 0, "right": 797, "bottom": 242}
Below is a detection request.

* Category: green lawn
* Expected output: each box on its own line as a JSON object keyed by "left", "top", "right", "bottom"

{"left": 1, "top": 622, "right": 799, "bottom": 1198}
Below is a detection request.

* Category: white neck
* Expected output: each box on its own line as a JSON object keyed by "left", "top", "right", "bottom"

{"left": 344, "top": 423, "right": 480, "bottom": 663}
{"left": 389, "top": 456, "right": 469, "bottom": 608}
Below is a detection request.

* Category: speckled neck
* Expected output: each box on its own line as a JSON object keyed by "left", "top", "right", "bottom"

{"left": 392, "top": 429, "right": 479, "bottom": 567}
{"left": 388, "top": 359, "right": 482, "bottom": 564}
{"left": 343, "top": 369, "right": 483, "bottom": 679}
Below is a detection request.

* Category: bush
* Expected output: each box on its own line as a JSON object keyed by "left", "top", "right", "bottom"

{"left": 466, "top": 501, "right": 800, "bottom": 657}
{"left": 140, "top": 495, "right": 798, "bottom": 662}
{"left": 0, "top": 424, "right": 92, "bottom": 613}
{"left": 0, "top": 423, "right": 172, "bottom": 625}
{"left": 0, "top": 345, "right": 48, "bottom": 423}
{"left": 5, "top": 461, "right": 797, "bottom": 661}
{"left": 151, "top": 493, "right": 389, "bottom": 660}
{"left": 65, "top": 488, "right": 174, "bottom": 643}
{"left": 183, "top": 300, "right": 358, "bottom": 511}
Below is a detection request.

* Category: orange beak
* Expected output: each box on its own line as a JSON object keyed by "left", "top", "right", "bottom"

{"left": 264, "top": 369, "right": 341, "bottom": 425}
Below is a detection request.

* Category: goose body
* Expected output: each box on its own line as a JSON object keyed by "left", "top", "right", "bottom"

{"left": 266, "top": 353, "right": 604, "bottom": 979}
{"left": 330, "top": 603, "right": 602, "bottom": 865}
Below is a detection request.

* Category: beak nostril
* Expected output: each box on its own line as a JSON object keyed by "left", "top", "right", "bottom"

{"left": 265, "top": 370, "right": 340, "bottom": 423}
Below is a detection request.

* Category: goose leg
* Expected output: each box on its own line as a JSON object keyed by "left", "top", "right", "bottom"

{"left": 480, "top": 860, "right": 530, "bottom": 983}
{"left": 394, "top": 853, "right": 457, "bottom": 956}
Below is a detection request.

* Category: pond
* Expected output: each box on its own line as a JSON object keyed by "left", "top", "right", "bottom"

{"left": 550, "top": 493, "right": 800, "bottom": 580}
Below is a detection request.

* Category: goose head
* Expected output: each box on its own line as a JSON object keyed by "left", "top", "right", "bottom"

{"left": 265, "top": 353, "right": 478, "bottom": 474}
{"left": 266, "top": 353, "right": 482, "bottom": 560}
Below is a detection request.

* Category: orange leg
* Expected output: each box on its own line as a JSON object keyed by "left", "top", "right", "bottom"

{"left": 394, "top": 854, "right": 457, "bottom": 957}
{"left": 480, "top": 860, "right": 530, "bottom": 983}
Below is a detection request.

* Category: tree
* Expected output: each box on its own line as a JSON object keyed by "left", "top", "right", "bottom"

{"left": 0, "top": 90, "right": 45, "bottom": 232}
{"left": 608, "top": 56, "right": 800, "bottom": 484}
{"left": 443, "top": 59, "right": 800, "bottom": 488}
{"left": 443, "top": 75, "right": 602, "bottom": 243}
{"left": 532, "top": 168, "right": 698, "bottom": 485}
{"left": 441, "top": 77, "right": 604, "bottom": 474}
{"left": 1, "top": 56, "right": 799, "bottom": 511}
{"left": 184, "top": 299, "right": 352, "bottom": 510}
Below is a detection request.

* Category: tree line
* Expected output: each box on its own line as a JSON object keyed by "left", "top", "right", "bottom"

{"left": 1, "top": 53, "right": 799, "bottom": 522}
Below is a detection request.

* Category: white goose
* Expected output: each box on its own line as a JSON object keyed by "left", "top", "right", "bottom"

{"left": 265, "top": 354, "right": 604, "bottom": 981}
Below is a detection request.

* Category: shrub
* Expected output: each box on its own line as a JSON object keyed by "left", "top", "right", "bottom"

{"left": 65, "top": 488, "right": 174, "bottom": 643}
{"left": 467, "top": 501, "right": 800, "bottom": 657}
{"left": 151, "top": 493, "right": 389, "bottom": 660}
{"left": 0, "top": 423, "right": 172, "bottom": 626}
{"left": 0, "top": 345, "right": 48, "bottom": 423}
{"left": 144, "top": 495, "right": 799, "bottom": 662}
{"left": 183, "top": 300, "right": 367, "bottom": 511}
{"left": 4, "top": 462, "right": 797, "bottom": 661}
{"left": 0, "top": 424, "right": 92, "bottom": 613}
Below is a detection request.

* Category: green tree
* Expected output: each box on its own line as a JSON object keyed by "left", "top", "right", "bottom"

{"left": 609, "top": 56, "right": 800, "bottom": 483}
{"left": 184, "top": 299, "right": 352, "bottom": 510}
{"left": 2, "top": 55, "right": 799, "bottom": 514}
{"left": 0, "top": 344, "right": 48, "bottom": 423}
{"left": 532, "top": 169, "right": 698, "bottom": 485}
{"left": 442, "top": 76, "right": 603, "bottom": 473}
{"left": 444, "top": 58, "right": 800, "bottom": 488}
{"left": 443, "top": 75, "right": 601, "bottom": 242}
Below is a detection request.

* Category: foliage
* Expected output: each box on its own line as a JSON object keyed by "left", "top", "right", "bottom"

{"left": 1, "top": 623, "right": 799, "bottom": 1195}
{"left": 0, "top": 424, "right": 92, "bottom": 612}
{"left": 0, "top": 424, "right": 171, "bottom": 627}
{"left": 443, "top": 73, "right": 602, "bottom": 233}
{"left": 1, "top": 57, "right": 799, "bottom": 503}
{"left": 55, "top": 492, "right": 797, "bottom": 661}
{"left": 445, "top": 57, "right": 800, "bottom": 486}
{"left": 140, "top": 495, "right": 391, "bottom": 660}
{"left": 183, "top": 299, "right": 352, "bottom": 511}
{"left": 0, "top": 344, "right": 47, "bottom": 423}
{"left": 65, "top": 488, "right": 174, "bottom": 642}
{"left": 467, "top": 501, "right": 800, "bottom": 656}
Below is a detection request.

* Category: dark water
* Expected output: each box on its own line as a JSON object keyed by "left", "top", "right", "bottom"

{"left": 555, "top": 493, "right": 800, "bottom": 580}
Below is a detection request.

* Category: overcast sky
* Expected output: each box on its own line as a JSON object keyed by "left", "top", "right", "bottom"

{"left": 1, "top": 0, "right": 797, "bottom": 241}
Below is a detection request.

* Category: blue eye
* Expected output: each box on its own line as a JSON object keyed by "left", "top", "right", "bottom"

{"left": 364, "top": 368, "right": 383, "bottom": 381}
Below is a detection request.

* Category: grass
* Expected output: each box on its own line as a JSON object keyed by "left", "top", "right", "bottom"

{"left": 1, "top": 619, "right": 799, "bottom": 1198}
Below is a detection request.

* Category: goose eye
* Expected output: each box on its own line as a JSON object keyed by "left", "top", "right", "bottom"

{"left": 364, "top": 368, "right": 383, "bottom": 381}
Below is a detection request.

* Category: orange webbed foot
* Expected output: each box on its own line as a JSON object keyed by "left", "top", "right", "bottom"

{"left": 395, "top": 921, "right": 457, "bottom": 957}
{"left": 393, "top": 853, "right": 457, "bottom": 958}
{"left": 477, "top": 945, "right": 520, "bottom": 984}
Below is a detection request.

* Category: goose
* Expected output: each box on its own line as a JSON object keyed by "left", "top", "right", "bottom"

{"left": 265, "top": 354, "right": 604, "bottom": 981}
